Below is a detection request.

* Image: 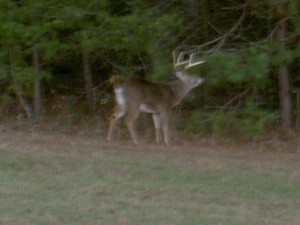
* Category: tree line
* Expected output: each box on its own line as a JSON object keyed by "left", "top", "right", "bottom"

{"left": 0, "top": 0, "right": 299, "bottom": 137}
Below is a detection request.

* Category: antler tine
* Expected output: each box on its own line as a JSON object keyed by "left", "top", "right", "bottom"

{"left": 184, "top": 53, "right": 205, "bottom": 69}
{"left": 172, "top": 51, "right": 176, "bottom": 65}
{"left": 173, "top": 50, "right": 205, "bottom": 69}
{"left": 173, "top": 51, "right": 190, "bottom": 69}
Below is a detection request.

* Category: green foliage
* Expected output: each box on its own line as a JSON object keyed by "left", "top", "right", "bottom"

{"left": 206, "top": 52, "right": 243, "bottom": 86}
{"left": 180, "top": 101, "right": 277, "bottom": 138}
{"left": 179, "top": 110, "right": 206, "bottom": 138}
{"left": 239, "top": 101, "right": 278, "bottom": 135}
{"left": 245, "top": 46, "right": 270, "bottom": 81}
{"left": 0, "top": 95, "right": 14, "bottom": 108}
{"left": 0, "top": 0, "right": 299, "bottom": 135}
{"left": 208, "top": 111, "right": 238, "bottom": 136}
{"left": 9, "top": 67, "right": 35, "bottom": 94}
{"left": 272, "top": 46, "right": 300, "bottom": 66}
{"left": 150, "top": 52, "right": 173, "bottom": 80}
{"left": 205, "top": 45, "right": 271, "bottom": 89}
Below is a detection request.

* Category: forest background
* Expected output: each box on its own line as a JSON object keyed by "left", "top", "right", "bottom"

{"left": 0, "top": 0, "right": 299, "bottom": 140}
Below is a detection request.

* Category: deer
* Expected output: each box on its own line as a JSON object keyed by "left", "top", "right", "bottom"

{"left": 107, "top": 51, "right": 205, "bottom": 146}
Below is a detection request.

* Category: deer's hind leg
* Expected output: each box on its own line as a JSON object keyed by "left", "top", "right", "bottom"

{"left": 124, "top": 107, "right": 140, "bottom": 145}
{"left": 152, "top": 113, "right": 162, "bottom": 144}
{"left": 160, "top": 110, "right": 170, "bottom": 146}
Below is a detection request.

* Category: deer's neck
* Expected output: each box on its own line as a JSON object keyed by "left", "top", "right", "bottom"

{"left": 169, "top": 80, "right": 193, "bottom": 106}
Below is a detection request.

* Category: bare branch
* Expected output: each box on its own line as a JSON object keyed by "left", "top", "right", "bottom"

{"left": 214, "top": 3, "right": 248, "bottom": 51}
{"left": 220, "top": 88, "right": 251, "bottom": 112}
{"left": 176, "top": 3, "right": 248, "bottom": 56}
{"left": 248, "top": 17, "right": 295, "bottom": 46}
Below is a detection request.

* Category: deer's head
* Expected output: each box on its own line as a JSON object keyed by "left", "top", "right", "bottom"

{"left": 173, "top": 50, "right": 205, "bottom": 88}
{"left": 175, "top": 70, "right": 204, "bottom": 88}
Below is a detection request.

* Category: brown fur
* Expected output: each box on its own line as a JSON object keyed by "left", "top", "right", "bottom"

{"left": 107, "top": 71, "right": 204, "bottom": 146}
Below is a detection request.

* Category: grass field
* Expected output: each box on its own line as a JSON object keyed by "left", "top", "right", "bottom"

{"left": 0, "top": 129, "right": 300, "bottom": 225}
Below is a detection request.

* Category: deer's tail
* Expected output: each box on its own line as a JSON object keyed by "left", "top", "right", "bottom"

{"left": 108, "top": 75, "right": 124, "bottom": 86}
{"left": 108, "top": 75, "right": 125, "bottom": 87}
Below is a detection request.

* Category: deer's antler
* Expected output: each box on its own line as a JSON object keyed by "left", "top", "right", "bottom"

{"left": 173, "top": 50, "right": 205, "bottom": 70}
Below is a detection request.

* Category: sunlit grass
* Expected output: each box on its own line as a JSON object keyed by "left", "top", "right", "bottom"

{"left": 1, "top": 143, "right": 300, "bottom": 225}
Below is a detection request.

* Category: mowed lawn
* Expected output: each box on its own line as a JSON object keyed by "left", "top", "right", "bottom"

{"left": 1, "top": 132, "right": 300, "bottom": 225}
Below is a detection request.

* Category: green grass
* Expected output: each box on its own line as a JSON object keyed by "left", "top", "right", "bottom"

{"left": 1, "top": 141, "right": 300, "bottom": 225}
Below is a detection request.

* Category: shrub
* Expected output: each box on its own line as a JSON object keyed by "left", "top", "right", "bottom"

{"left": 179, "top": 101, "right": 277, "bottom": 139}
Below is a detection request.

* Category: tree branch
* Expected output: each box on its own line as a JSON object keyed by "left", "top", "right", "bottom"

{"left": 214, "top": 3, "right": 248, "bottom": 51}
{"left": 175, "top": 3, "right": 248, "bottom": 56}
{"left": 220, "top": 88, "right": 251, "bottom": 112}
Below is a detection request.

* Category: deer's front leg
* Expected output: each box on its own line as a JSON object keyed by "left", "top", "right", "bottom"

{"left": 107, "top": 106, "right": 126, "bottom": 142}
{"left": 152, "top": 113, "right": 161, "bottom": 144}
{"left": 107, "top": 105, "right": 126, "bottom": 141}
{"left": 107, "top": 116, "right": 117, "bottom": 142}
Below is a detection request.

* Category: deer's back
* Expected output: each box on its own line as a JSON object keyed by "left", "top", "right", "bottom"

{"left": 114, "top": 77, "right": 176, "bottom": 111}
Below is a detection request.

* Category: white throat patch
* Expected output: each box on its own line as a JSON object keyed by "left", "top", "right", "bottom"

{"left": 114, "top": 87, "right": 126, "bottom": 108}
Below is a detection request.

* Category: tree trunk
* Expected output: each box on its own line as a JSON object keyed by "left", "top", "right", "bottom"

{"left": 8, "top": 46, "right": 33, "bottom": 123}
{"left": 82, "top": 50, "right": 94, "bottom": 113}
{"left": 19, "top": 95, "right": 33, "bottom": 123}
{"left": 33, "top": 46, "right": 42, "bottom": 118}
{"left": 276, "top": 5, "right": 292, "bottom": 130}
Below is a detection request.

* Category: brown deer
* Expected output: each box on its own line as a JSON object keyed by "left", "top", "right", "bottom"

{"left": 107, "top": 52, "right": 204, "bottom": 146}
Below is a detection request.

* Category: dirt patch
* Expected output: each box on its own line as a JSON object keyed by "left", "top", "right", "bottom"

{"left": 0, "top": 123, "right": 299, "bottom": 161}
